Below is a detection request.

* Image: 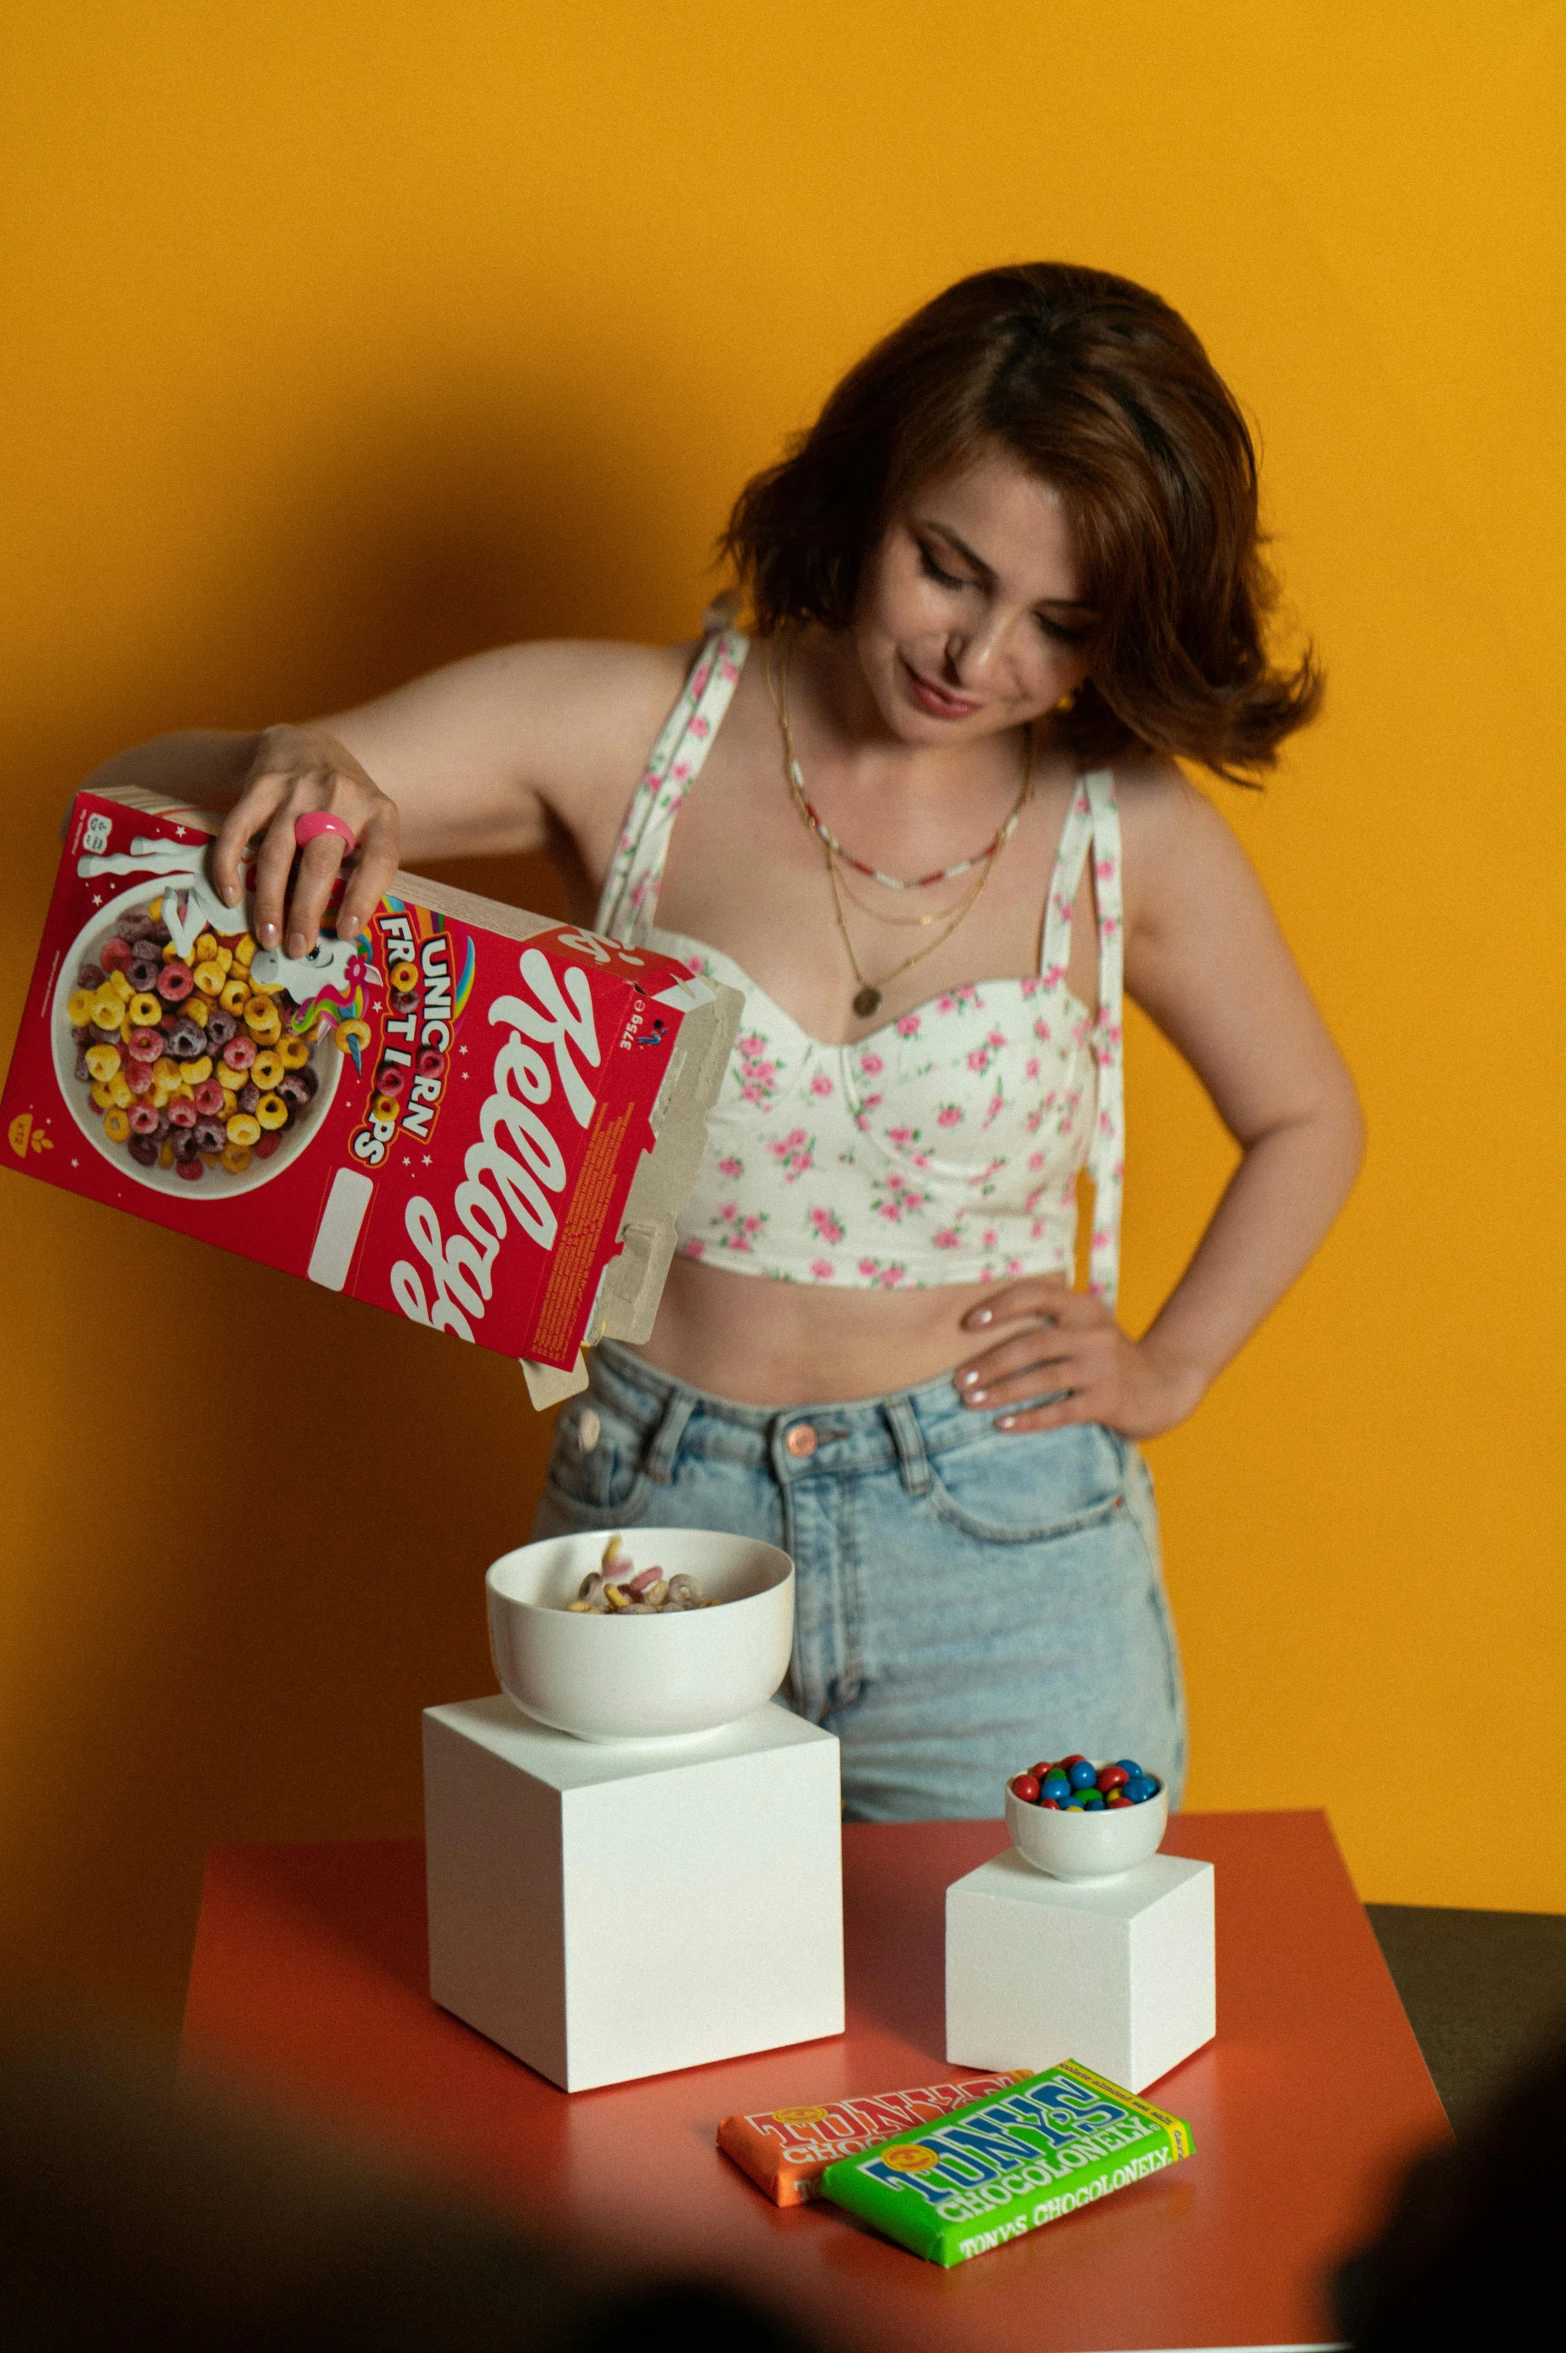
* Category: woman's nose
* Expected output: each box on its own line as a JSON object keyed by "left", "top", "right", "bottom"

{"left": 946, "top": 621, "right": 1007, "bottom": 687}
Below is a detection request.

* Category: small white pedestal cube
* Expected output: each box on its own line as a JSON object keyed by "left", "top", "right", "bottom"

{"left": 946, "top": 1847, "right": 1215, "bottom": 2093}
{"left": 423, "top": 1695, "right": 844, "bottom": 2091}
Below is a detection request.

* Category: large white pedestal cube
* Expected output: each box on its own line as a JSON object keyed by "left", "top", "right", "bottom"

{"left": 946, "top": 1848, "right": 1215, "bottom": 2093}
{"left": 423, "top": 1695, "right": 844, "bottom": 2091}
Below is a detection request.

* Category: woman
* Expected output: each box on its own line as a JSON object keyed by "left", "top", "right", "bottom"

{"left": 99, "top": 264, "right": 1363, "bottom": 1818}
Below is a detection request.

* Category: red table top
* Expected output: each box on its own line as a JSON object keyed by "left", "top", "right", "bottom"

{"left": 181, "top": 1811, "right": 1445, "bottom": 2353}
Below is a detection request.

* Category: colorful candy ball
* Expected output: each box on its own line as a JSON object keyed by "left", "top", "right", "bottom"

{"left": 1009, "top": 1752, "right": 1162, "bottom": 1811}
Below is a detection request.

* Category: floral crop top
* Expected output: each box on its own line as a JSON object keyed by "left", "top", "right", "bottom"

{"left": 596, "top": 631, "right": 1127, "bottom": 1304}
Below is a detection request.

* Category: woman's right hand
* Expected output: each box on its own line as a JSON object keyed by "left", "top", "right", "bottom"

{"left": 211, "top": 723, "right": 401, "bottom": 958}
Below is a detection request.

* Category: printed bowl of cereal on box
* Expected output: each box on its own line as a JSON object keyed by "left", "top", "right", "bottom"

{"left": 487, "top": 1528, "right": 795, "bottom": 1743}
{"left": 51, "top": 881, "right": 343, "bottom": 1196}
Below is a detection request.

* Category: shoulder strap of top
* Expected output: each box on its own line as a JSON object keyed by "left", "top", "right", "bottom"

{"left": 1037, "top": 770, "right": 1124, "bottom": 1303}
{"left": 1039, "top": 773, "right": 1095, "bottom": 983}
{"left": 595, "top": 629, "right": 750, "bottom": 943}
{"left": 1081, "top": 769, "right": 1125, "bottom": 1309}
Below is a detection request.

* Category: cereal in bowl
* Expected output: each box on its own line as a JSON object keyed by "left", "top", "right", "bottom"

{"left": 564, "top": 1533, "right": 723, "bottom": 1614}
{"left": 64, "top": 899, "right": 329, "bottom": 1184}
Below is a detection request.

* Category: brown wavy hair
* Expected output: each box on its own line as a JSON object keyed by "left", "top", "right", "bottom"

{"left": 721, "top": 263, "right": 1321, "bottom": 781}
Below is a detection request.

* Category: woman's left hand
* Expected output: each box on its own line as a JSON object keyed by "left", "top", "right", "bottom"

{"left": 953, "top": 1282, "right": 1207, "bottom": 1440}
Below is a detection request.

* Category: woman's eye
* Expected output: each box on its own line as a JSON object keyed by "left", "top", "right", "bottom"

{"left": 918, "top": 544, "right": 965, "bottom": 590}
{"left": 1038, "top": 614, "right": 1090, "bottom": 647}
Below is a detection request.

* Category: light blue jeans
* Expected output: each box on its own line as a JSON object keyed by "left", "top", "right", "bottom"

{"left": 532, "top": 1340, "right": 1187, "bottom": 1823}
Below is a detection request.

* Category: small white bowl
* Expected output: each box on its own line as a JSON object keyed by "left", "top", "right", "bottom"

{"left": 486, "top": 1528, "right": 795, "bottom": 1744}
{"left": 1006, "top": 1765, "right": 1169, "bottom": 1882}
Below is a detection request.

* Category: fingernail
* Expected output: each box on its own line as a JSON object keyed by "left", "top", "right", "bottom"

{"left": 967, "top": 1307, "right": 992, "bottom": 1326}
{"left": 957, "top": 1368, "right": 980, "bottom": 1387}
{"left": 220, "top": 882, "right": 239, "bottom": 905}
{"left": 966, "top": 1388, "right": 987, "bottom": 1406}
{"left": 286, "top": 932, "right": 306, "bottom": 959}
{"left": 997, "top": 1415, "right": 1018, "bottom": 1431}
{"left": 258, "top": 920, "right": 278, "bottom": 945}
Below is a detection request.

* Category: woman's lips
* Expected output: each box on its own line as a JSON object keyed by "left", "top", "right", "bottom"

{"left": 901, "top": 661, "right": 983, "bottom": 719}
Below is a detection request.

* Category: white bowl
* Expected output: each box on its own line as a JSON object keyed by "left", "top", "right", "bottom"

{"left": 486, "top": 1528, "right": 795, "bottom": 1744}
{"left": 1006, "top": 1765, "right": 1169, "bottom": 1882}
{"left": 52, "top": 882, "right": 340, "bottom": 1198}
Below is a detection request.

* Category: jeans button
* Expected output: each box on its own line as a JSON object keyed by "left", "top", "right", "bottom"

{"left": 785, "top": 1422, "right": 818, "bottom": 1458}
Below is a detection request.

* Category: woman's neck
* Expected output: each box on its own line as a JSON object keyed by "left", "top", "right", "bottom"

{"left": 777, "top": 624, "right": 1033, "bottom": 824}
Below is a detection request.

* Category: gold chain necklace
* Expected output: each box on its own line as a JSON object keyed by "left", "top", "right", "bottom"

{"left": 830, "top": 859, "right": 978, "bottom": 927}
{"left": 825, "top": 839, "right": 1002, "bottom": 1019}
{"left": 768, "top": 637, "right": 1034, "bottom": 890}
{"left": 767, "top": 637, "right": 1035, "bottom": 1020}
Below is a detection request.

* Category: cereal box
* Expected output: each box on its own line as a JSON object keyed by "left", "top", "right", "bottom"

{"left": 718, "top": 2072, "right": 1030, "bottom": 2204}
{"left": 0, "top": 785, "right": 740, "bottom": 1403}
{"left": 820, "top": 2061, "right": 1193, "bottom": 2266}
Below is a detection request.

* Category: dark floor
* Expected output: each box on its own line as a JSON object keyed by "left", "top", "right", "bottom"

{"left": 1366, "top": 1903, "right": 1566, "bottom": 2131}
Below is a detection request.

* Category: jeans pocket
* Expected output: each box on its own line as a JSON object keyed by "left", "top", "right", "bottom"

{"left": 541, "top": 1398, "right": 654, "bottom": 1527}
{"left": 924, "top": 1419, "right": 1127, "bottom": 1545}
{"left": 1114, "top": 1439, "right": 1162, "bottom": 1576}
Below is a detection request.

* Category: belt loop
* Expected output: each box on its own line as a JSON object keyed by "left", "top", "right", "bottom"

{"left": 642, "top": 1386, "right": 697, "bottom": 1486}
{"left": 884, "top": 1394, "right": 931, "bottom": 1497}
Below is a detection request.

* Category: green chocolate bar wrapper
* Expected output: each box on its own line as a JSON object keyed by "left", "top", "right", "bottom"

{"left": 820, "top": 2059, "right": 1191, "bottom": 2267}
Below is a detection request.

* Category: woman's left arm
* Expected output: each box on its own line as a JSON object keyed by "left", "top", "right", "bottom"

{"left": 955, "top": 765, "right": 1366, "bottom": 1438}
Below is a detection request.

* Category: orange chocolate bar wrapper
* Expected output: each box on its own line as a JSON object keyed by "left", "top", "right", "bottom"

{"left": 718, "top": 2072, "right": 1030, "bottom": 2206}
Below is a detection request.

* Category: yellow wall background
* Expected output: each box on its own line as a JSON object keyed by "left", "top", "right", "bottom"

{"left": 2, "top": 1, "right": 1561, "bottom": 2041}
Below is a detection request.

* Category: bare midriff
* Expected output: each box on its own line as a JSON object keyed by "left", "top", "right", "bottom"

{"left": 634, "top": 1252, "right": 1072, "bottom": 1408}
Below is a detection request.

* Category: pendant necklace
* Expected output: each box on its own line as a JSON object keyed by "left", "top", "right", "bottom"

{"left": 767, "top": 637, "right": 1034, "bottom": 1021}
{"left": 825, "top": 841, "right": 1003, "bottom": 1019}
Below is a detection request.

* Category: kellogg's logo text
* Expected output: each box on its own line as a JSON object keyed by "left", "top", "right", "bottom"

{"left": 388, "top": 947, "right": 602, "bottom": 1343}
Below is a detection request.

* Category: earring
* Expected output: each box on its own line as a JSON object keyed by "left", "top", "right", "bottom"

{"left": 1054, "top": 685, "right": 1080, "bottom": 715}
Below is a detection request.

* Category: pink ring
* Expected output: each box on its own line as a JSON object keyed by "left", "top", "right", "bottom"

{"left": 294, "top": 811, "right": 356, "bottom": 851}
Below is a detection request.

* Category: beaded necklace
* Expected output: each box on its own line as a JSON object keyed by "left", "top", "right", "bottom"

{"left": 766, "top": 639, "right": 1034, "bottom": 1020}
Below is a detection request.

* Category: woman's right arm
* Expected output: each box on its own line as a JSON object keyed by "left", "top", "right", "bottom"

{"left": 81, "top": 639, "right": 688, "bottom": 960}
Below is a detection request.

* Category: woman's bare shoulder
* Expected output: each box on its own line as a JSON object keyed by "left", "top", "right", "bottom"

{"left": 1110, "top": 749, "right": 1207, "bottom": 834}
{"left": 515, "top": 637, "right": 704, "bottom": 849}
{"left": 1111, "top": 751, "right": 1247, "bottom": 898}
{"left": 379, "top": 634, "right": 694, "bottom": 781}
{"left": 1111, "top": 749, "right": 1283, "bottom": 981}
{"left": 317, "top": 635, "right": 699, "bottom": 851}
{"left": 487, "top": 634, "right": 696, "bottom": 717}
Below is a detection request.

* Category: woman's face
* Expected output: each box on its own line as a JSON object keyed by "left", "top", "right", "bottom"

{"left": 851, "top": 445, "right": 1096, "bottom": 744}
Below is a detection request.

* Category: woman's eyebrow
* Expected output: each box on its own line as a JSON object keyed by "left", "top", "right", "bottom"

{"left": 918, "top": 519, "right": 1097, "bottom": 611}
